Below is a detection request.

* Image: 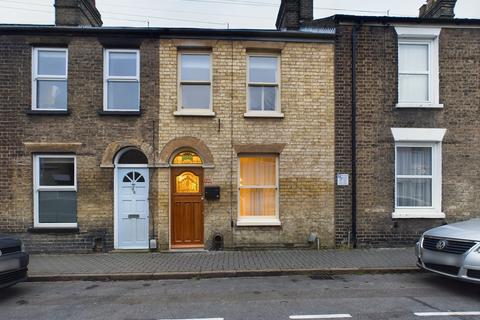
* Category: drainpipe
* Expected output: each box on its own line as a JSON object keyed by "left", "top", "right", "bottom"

{"left": 351, "top": 23, "right": 360, "bottom": 248}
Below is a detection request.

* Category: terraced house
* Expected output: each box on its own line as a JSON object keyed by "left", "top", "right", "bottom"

{"left": 277, "top": 0, "right": 480, "bottom": 247}
{"left": 0, "top": 0, "right": 335, "bottom": 252}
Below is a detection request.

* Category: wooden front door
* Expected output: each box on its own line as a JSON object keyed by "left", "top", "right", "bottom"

{"left": 171, "top": 167, "right": 204, "bottom": 248}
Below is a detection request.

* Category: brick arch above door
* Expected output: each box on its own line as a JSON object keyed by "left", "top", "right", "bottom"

{"left": 158, "top": 137, "right": 214, "bottom": 168}
{"left": 100, "top": 141, "right": 154, "bottom": 168}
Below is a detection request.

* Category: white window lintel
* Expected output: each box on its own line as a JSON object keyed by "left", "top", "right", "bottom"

{"left": 391, "top": 128, "right": 446, "bottom": 142}
{"left": 394, "top": 26, "right": 441, "bottom": 39}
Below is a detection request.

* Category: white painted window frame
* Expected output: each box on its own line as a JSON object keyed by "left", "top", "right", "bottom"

{"left": 237, "top": 154, "right": 281, "bottom": 226}
{"left": 31, "top": 47, "right": 68, "bottom": 110}
{"left": 33, "top": 154, "right": 77, "bottom": 228}
{"left": 391, "top": 128, "right": 446, "bottom": 219}
{"left": 395, "top": 27, "right": 442, "bottom": 109}
{"left": 103, "top": 49, "right": 140, "bottom": 112}
{"left": 174, "top": 51, "right": 215, "bottom": 116}
{"left": 245, "top": 53, "right": 284, "bottom": 118}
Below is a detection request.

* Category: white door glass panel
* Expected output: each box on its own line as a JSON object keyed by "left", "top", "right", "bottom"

{"left": 181, "top": 54, "right": 210, "bottom": 81}
{"left": 397, "top": 147, "right": 432, "bottom": 175}
{"left": 399, "top": 74, "right": 429, "bottom": 102}
{"left": 109, "top": 52, "right": 137, "bottom": 77}
{"left": 397, "top": 178, "right": 432, "bottom": 207}
{"left": 38, "top": 191, "right": 77, "bottom": 223}
{"left": 399, "top": 44, "right": 429, "bottom": 72}
{"left": 38, "top": 50, "right": 66, "bottom": 76}
{"left": 181, "top": 84, "right": 211, "bottom": 109}
{"left": 39, "top": 157, "right": 75, "bottom": 186}
{"left": 249, "top": 56, "right": 277, "bottom": 83}
{"left": 37, "top": 80, "right": 67, "bottom": 109}
{"left": 107, "top": 81, "right": 139, "bottom": 109}
{"left": 240, "top": 188, "right": 276, "bottom": 217}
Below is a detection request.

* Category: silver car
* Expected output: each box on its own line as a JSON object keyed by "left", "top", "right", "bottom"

{"left": 416, "top": 218, "right": 480, "bottom": 284}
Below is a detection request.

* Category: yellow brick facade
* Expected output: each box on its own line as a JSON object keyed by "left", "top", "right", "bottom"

{"left": 155, "top": 40, "right": 335, "bottom": 249}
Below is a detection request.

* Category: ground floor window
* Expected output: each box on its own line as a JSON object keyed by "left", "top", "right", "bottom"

{"left": 391, "top": 128, "right": 446, "bottom": 219}
{"left": 396, "top": 145, "right": 433, "bottom": 207}
{"left": 34, "top": 155, "right": 77, "bottom": 227}
{"left": 238, "top": 155, "right": 280, "bottom": 226}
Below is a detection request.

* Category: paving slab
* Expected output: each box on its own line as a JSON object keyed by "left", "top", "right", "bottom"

{"left": 27, "top": 247, "right": 418, "bottom": 281}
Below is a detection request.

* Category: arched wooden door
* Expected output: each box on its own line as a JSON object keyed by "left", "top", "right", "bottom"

{"left": 171, "top": 167, "right": 204, "bottom": 248}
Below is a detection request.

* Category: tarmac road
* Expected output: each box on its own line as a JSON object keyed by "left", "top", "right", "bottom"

{"left": 1, "top": 273, "right": 479, "bottom": 320}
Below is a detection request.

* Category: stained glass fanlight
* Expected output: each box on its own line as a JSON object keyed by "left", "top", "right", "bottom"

{"left": 172, "top": 151, "right": 202, "bottom": 165}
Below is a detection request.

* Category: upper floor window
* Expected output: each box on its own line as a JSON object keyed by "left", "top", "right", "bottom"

{"left": 32, "top": 48, "right": 68, "bottom": 110}
{"left": 33, "top": 155, "right": 77, "bottom": 228}
{"left": 104, "top": 49, "right": 140, "bottom": 111}
{"left": 391, "top": 128, "right": 446, "bottom": 219}
{"left": 246, "top": 54, "right": 283, "bottom": 118}
{"left": 395, "top": 27, "right": 442, "bottom": 108}
{"left": 175, "top": 52, "right": 213, "bottom": 116}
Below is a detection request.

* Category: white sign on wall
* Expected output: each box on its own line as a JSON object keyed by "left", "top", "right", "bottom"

{"left": 336, "top": 173, "right": 349, "bottom": 186}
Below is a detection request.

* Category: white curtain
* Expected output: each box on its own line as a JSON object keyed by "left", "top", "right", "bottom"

{"left": 397, "top": 147, "right": 432, "bottom": 207}
{"left": 239, "top": 157, "right": 276, "bottom": 216}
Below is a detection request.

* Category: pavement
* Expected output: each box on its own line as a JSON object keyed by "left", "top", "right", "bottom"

{"left": 28, "top": 247, "right": 418, "bottom": 281}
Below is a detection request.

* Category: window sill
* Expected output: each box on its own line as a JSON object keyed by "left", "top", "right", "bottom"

{"left": 173, "top": 110, "right": 215, "bottom": 117}
{"left": 395, "top": 103, "right": 444, "bottom": 109}
{"left": 236, "top": 218, "right": 282, "bottom": 227}
{"left": 28, "top": 227, "right": 79, "bottom": 234}
{"left": 98, "top": 110, "right": 141, "bottom": 116}
{"left": 392, "top": 211, "right": 445, "bottom": 219}
{"left": 244, "top": 112, "right": 284, "bottom": 118}
{"left": 27, "top": 110, "right": 70, "bottom": 116}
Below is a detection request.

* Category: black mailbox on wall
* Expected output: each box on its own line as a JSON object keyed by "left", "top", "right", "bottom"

{"left": 205, "top": 186, "right": 220, "bottom": 200}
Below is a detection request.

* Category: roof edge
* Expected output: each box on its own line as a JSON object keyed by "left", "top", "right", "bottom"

{"left": 0, "top": 25, "right": 335, "bottom": 42}
{"left": 327, "top": 14, "right": 480, "bottom": 25}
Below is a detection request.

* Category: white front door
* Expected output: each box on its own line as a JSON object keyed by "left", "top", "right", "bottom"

{"left": 117, "top": 168, "right": 149, "bottom": 249}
